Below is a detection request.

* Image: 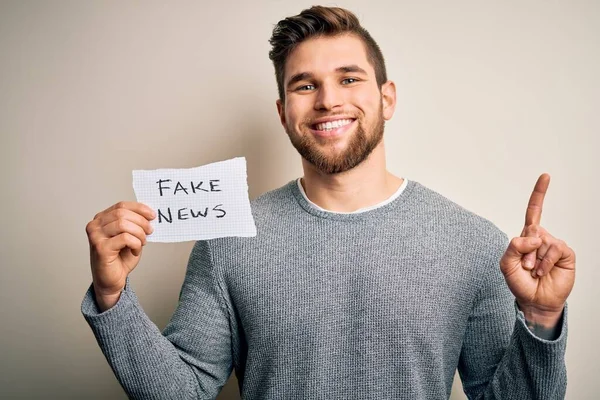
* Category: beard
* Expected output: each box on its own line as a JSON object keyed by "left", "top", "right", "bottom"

{"left": 285, "top": 104, "right": 385, "bottom": 175}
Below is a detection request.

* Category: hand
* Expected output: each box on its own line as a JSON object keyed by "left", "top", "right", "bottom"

{"left": 500, "top": 174, "right": 576, "bottom": 326}
{"left": 85, "top": 201, "right": 156, "bottom": 311}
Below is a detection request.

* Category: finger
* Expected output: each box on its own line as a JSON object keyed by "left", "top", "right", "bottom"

{"left": 504, "top": 236, "right": 543, "bottom": 260}
{"left": 520, "top": 225, "right": 542, "bottom": 269}
{"left": 122, "top": 244, "right": 143, "bottom": 259}
{"left": 103, "top": 219, "right": 149, "bottom": 246}
{"left": 524, "top": 173, "right": 550, "bottom": 227}
{"left": 95, "top": 201, "right": 156, "bottom": 221}
{"left": 102, "top": 232, "right": 143, "bottom": 256}
{"left": 522, "top": 252, "right": 536, "bottom": 270}
{"left": 535, "top": 242, "right": 565, "bottom": 277}
{"left": 100, "top": 208, "right": 154, "bottom": 235}
{"left": 529, "top": 240, "right": 551, "bottom": 278}
{"left": 532, "top": 232, "right": 555, "bottom": 270}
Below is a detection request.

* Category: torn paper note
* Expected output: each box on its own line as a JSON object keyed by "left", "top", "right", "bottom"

{"left": 132, "top": 157, "right": 256, "bottom": 242}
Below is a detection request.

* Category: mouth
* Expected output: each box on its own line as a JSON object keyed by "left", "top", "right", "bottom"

{"left": 309, "top": 118, "right": 356, "bottom": 137}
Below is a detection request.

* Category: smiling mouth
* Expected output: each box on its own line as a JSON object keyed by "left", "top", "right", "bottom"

{"left": 311, "top": 118, "right": 355, "bottom": 132}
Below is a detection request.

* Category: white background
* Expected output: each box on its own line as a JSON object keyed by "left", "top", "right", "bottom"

{"left": 0, "top": 1, "right": 597, "bottom": 398}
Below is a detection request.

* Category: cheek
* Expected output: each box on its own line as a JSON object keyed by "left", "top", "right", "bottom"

{"left": 353, "top": 87, "right": 381, "bottom": 112}
{"left": 285, "top": 101, "right": 309, "bottom": 126}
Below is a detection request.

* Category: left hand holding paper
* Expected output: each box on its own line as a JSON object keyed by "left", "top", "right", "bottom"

{"left": 132, "top": 157, "right": 257, "bottom": 242}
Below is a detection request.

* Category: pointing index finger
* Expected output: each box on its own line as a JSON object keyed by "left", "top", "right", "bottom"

{"left": 525, "top": 173, "right": 550, "bottom": 227}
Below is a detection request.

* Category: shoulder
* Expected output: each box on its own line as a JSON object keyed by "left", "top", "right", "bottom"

{"left": 409, "top": 180, "right": 508, "bottom": 253}
{"left": 249, "top": 180, "right": 297, "bottom": 220}
{"left": 404, "top": 181, "right": 510, "bottom": 286}
{"left": 411, "top": 181, "right": 505, "bottom": 230}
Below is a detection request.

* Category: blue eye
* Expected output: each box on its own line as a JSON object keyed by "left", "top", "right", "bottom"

{"left": 297, "top": 84, "right": 315, "bottom": 91}
{"left": 342, "top": 78, "right": 358, "bottom": 85}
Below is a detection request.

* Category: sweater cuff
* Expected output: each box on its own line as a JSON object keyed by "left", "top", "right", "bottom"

{"left": 514, "top": 300, "right": 568, "bottom": 347}
{"left": 81, "top": 277, "right": 138, "bottom": 323}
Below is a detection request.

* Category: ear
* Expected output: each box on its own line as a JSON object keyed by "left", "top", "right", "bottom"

{"left": 276, "top": 99, "right": 286, "bottom": 127}
{"left": 380, "top": 80, "right": 397, "bottom": 121}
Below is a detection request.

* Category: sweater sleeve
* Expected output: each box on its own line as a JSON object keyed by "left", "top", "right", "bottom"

{"left": 457, "top": 238, "right": 568, "bottom": 400}
{"left": 81, "top": 241, "right": 233, "bottom": 400}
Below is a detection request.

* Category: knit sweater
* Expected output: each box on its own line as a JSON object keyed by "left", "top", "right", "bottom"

{"left": 81, "top": 179, "right": 568, "bottom": 399}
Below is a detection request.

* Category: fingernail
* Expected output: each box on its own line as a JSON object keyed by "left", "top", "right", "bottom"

{"left": 524, "top": 259, "right": 533, "bottom": 268}
{"left": 537, "top": 269, "right": 544, "bottom": 276}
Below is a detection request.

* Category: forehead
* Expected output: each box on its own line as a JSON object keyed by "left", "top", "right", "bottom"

{"left": 284, "top": 34, "right": 373, "bottom": 81}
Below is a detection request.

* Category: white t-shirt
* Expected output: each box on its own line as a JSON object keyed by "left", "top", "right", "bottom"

{"left": 296, "top": 177, "right": 408, "bottom": 214}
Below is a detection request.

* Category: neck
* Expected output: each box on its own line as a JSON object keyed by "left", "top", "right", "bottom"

{"left": 300, "top": 141, "right": 403, "bottom": 212}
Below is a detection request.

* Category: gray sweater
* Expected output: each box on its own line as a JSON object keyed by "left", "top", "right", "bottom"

{"left": 82, "top": 179, "right": 567, "bottom": 399}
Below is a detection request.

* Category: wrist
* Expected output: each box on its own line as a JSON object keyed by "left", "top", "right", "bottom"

{"left": 518, "top": 302, "right": 564, "bottom": 329}
{"left": 93, "top": 284, "right": 123, "bottom": 312}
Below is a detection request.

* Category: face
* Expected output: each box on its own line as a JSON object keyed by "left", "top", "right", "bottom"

{"left": 277, "top": 33, "right": 396, "bottom": 174}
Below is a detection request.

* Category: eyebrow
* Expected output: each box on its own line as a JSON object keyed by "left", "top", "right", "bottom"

{"left": 336, "top": 65, "right": 368, "bottom": 75}
{"left": 286, "top": 65, "right": 368, "bottom": 89}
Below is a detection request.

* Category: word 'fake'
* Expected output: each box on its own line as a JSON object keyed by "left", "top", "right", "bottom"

{"left": 156, "top": 179, "right": 221, "bottom": 196}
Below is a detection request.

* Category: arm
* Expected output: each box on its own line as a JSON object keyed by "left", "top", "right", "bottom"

{"left": 459, "top": 174, "right": 576, "bottom": 399}
{"left": 457, "top": 238, "right": 567, "bottom": 400}
{"left": 82, "top": 241, "right": 233, "bottom": 400}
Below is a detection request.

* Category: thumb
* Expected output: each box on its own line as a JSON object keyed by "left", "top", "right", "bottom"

{"left": 121, "top": 247, "right": 142, "bottom": 272}
{"left": 505, "top": 236, "right": 542, "bottom": 260}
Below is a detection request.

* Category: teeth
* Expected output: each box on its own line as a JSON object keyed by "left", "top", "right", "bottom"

{"left": 315, "top": 119, "right": 353, "bottom": 131}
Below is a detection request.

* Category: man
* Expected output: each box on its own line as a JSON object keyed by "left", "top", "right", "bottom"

{"left": 82, "top": 6, "right": 575, "bottom": 399}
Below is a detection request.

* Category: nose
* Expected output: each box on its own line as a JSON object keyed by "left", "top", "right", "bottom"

{"left": 314, "top": 82, "right": 343, "bottom": 111}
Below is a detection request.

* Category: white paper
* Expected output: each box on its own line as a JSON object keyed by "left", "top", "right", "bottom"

{"left": 132, "top": 157, "right": 257, "bottom": 242}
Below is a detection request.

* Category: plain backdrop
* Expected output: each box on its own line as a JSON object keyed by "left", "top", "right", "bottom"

{"left": 0, "top": 1, "right": 598, "bottom": 399}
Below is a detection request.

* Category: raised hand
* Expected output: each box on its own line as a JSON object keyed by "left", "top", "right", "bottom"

{"left": 85, "top": 202, "right": 156, "bottom": 311}
{"left": 499, "top": 174, "right": 576, "bottom": 330}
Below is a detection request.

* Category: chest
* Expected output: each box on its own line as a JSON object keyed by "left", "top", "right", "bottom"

{"left": 227, "top": 239, "right": 476, "bottom": 349}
